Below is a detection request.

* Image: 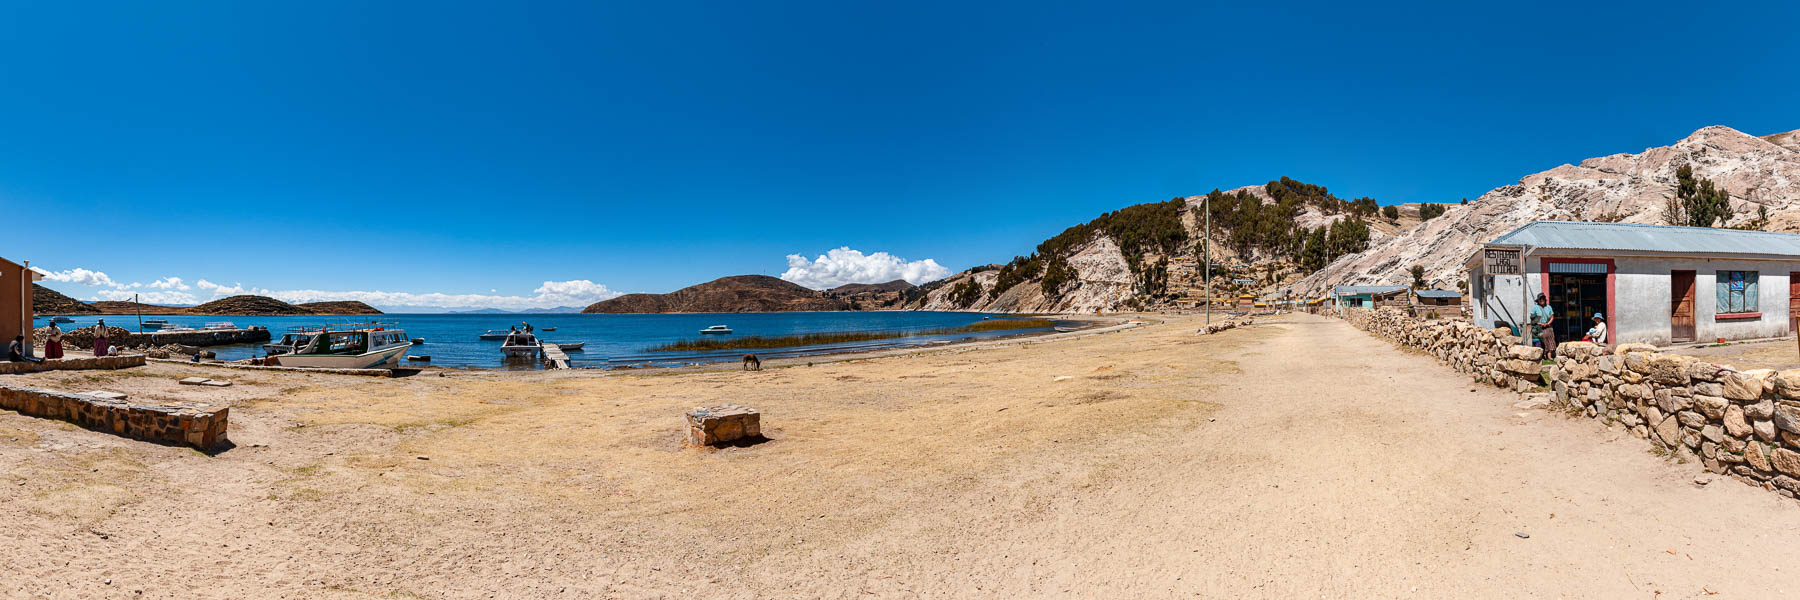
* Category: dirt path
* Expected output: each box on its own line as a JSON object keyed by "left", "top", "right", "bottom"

{"left": 2, "top": 313, "right": 1797, "bottom": 598}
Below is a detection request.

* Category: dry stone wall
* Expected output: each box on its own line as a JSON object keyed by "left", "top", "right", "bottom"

{"left": 0, "top": 383, "right": 228, "bottom": 450}
{"left": 1344, "top": 307, "right": 1800, "bottom": 500}
{"left": 0, "top": 354, "right": 146, "bottom": 375}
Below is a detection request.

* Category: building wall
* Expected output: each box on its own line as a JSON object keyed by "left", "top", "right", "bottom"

{"left": 1469, "top": 252, "right": 1798, "bottom": 346}
{"left": 0, "top": 261, "right": 27, "bottom": 345}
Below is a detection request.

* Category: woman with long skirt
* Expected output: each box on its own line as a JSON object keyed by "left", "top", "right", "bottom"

{"left": 44, "top": 322, "right": 64, "bottom": 359}
{"left": 92, "top": 319, "right": 110, "bottom": 357}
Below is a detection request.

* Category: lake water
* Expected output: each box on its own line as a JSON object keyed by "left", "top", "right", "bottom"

{"left": 32, "top": 312, "right": 1058, "bottom": 369}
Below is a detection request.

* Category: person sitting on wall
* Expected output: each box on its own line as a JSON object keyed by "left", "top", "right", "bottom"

{"left": 8, "top": 336, "right": 43, "bottom": 363}
{"left": 1583, "top": 313, "right": 1607, "bottom": 345}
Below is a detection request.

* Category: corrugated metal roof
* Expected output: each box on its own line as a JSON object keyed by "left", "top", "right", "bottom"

{"left": 1488, "top": 221, "right": 1800, "bottom": 256}
{"left": 1334, "top": 285, "right": 1408, "bottom": 296}
{"left": 1414, "top": 289, "right": 1462, "bottom": 299}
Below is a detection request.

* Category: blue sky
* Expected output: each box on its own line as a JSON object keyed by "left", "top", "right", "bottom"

{"left": 7, "top": 1, "right": 1798, "bottom": 309}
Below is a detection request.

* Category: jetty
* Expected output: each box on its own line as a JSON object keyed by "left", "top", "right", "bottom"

{"left": 540, "top": 342, "right": 571, "bottom": 369}
{"left": 124, "top": 327, "right": 272, "bottom": 348}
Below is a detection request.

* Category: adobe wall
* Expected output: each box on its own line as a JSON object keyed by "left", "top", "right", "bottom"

{"left": 1345, "top": 308, "right": 1800, "bottom": 500}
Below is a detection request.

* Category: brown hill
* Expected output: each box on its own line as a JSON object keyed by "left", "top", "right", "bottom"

{"left": 32, "top": 284, "right": 100, "bottom": 314}
{"left": 85, "top": 301, "right": 189, "bottom": 315}
{"left": 71, "top": 295, "right": 384, "bottom": 316}
{"left": 827, "top": 280, "right": 915, "bottom": 294}
{"left": 294, "top": 301, "right": 382, "bottom": 315}
{"left": 583, "top": 275, "right": 851, "bottom": 313}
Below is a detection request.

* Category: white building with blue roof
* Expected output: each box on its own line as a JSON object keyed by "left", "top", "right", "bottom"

{"left": 1465, "top": 221, "right": 1800, "bottom": 346}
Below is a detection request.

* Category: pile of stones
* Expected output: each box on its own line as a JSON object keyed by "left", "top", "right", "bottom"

{"left": 1196, "top": 317, "right": 1254, "bottom": 335}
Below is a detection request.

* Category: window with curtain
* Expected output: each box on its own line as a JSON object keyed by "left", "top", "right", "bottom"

{"left": 1716, "top": 271, "right": 1759, "bottom": 315}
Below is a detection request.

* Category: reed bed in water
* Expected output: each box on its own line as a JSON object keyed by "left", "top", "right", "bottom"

{"left": 649, "top": 319, "right": 1056, "bottom": 352}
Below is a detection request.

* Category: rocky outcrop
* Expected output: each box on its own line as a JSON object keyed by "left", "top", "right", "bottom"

{"left": 1295, "top": 125, "right": 1800, "bottom": 295}
{"left": 583, "top": 275, "right": 851, "bottom": 313}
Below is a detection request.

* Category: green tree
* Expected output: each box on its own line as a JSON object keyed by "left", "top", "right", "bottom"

{"left": 1040, "top": 254, "right": 1076, "bottom": 297}
{"left": 1670, "top": 164, "right": 1733, "bottom": 227}
{"left": 1381, "top": 205, "right": 1399, "bottom": 220}
{"left": 1409, "top": 265, "right": 1426, "bottom": 289}
{"left": 1419, "top": 203, "right": 1445, "bottom": 220}
{"left": 948, "top": 279, "right": 983, "bottom": 308}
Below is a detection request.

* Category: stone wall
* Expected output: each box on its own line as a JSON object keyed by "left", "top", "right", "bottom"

{"left": 1344, "top": 308, "right": 1800, "bottom": 499}
{"left": 0, "top": 383, "right": 228, "bottom": 450}
{"left": 122, "top": 328, "right": 272, "bottom": 348}
{"left": 0, "top": 354, "right": 147, "bottom": 375}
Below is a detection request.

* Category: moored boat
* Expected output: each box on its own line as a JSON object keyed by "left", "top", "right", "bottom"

{"left": 50, "top": 316, "right": 75, "bottom": 324}
{"left": 699, "top": 325, "right": 732, "bottom": 335}
{"left": 479, "top": 330, "right": 511, "bottom": 341}
{"left": 501, "top": 331, "right": 541, "bottom": 358}
{"left": 275, "top": 321, "right": 413, "bottom": 369}
{"left": 550, "top": 341, "right": 585, "bottom": 351}
{"left": 263, "top": 327, "right": 322, "bottom": 356}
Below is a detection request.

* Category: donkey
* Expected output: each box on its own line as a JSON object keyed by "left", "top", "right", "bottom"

{"left": 742, "top": 354, "right": 762, "bottom": 371}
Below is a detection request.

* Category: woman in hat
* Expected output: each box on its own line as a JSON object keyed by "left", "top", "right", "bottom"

{"left": 1583, "top": 312, "right": 1607, "bottom": 345}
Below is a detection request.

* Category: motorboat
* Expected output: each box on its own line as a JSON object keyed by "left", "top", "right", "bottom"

{"left": 501, "top": 331, "right": 541, "bottom": 358}
{"left": 203, "top": 321, "right": 238, "bottom": 330}
{"left": 480, "top": 329, "right": 512, "bottom": 341}
{"left": 274, "top": 321, "right": 413, "bottom": 369}
{"left": 699, "top": 325, "right": 733, "bottom": 335}
{"left": 549, "top": 341, "right": 585, "bottom": 351}
{"left": 140, "top": 318, "right": 168, "bottom": 330}
{"left": 540, "top": 327, "right": 556, "bottom": 332}
{"left": 263, "top": 327, "right": 322, "bottom": 356}
{"left": 161, "top": 323, "right": 197, "bottom": 332}
{"left": 50, "top": 316, "right": 75, "bottom": 324}
{"left": 411, "top": 338, "right": 426, "bottom": 345}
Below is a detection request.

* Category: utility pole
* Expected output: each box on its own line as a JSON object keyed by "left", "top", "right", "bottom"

{"left": 135, "top": 293, "right": 142, "bottom": 333}
{"left": 1203, "top": 194, "right": 1211, "bottom": 325}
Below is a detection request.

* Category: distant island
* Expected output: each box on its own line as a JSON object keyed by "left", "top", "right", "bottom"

{"left": 34, "top": 285, "right": 383, "bottom": 316}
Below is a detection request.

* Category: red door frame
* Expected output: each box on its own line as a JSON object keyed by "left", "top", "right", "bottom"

{"left": 1538, "top": 257, "right": 1616, "bottom": 340}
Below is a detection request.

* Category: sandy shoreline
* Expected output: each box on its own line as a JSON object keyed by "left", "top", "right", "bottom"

{"left": 3, "top": 312, "right": 1798, "bottom": 598}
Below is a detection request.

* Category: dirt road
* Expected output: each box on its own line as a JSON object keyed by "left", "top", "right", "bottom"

{"left": 2, "top": 313, "right": 1797, "bottom": 598}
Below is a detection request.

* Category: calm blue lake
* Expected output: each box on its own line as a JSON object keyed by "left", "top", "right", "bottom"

{"left": 33, "top": 312, "right": 1055, "bottom": 370}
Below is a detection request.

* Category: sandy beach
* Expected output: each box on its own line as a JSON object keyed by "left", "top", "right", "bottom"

{"left": 4, "top": 312, "right": 1800, "bottom": 598}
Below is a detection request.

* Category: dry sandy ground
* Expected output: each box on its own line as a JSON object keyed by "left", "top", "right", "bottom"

{"left": 1671, "top": 337, "right": 1800, "bottom": 371}
{"left": 3, "top": 313, "right": 1800, "bottom": 598}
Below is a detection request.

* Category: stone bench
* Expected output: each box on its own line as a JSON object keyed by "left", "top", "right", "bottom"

{"left": 686, "top": 404, "right": 761, "bottom": 447}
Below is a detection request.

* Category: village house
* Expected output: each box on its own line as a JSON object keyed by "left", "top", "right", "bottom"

{"left": 1333, "top": 285, "right": 1409, "bottom": 312}
{"left": 1, "top": 257, "right": 42, "bottom": 345}
{"left": 1466, "top": 221, "right": 1800, "bottom": 346}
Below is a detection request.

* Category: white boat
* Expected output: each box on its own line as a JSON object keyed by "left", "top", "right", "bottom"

{"left": 161, "top": 323, "right": 197, "bottom": 332}
{"left": 262, "top": 327, "right": 322, "bottom": 356}
{"left": 50, "top": 316, "right": 75, "bottom": 323}
{"left": 479, "top": 329, "right": 512, "bottom": 341}
{"left": 550, "top": 341, "right": 585, "bottom": 351}
{"left": 699, "top": 325, "right": 733, "bottom": 335}
{"left": 501, "top": 331, "right": 541, "bottom": 358}
{"left": 203, "top": 321, "right": 238, "bottom": 330}
{"left": 275, "top": 322, "right": 413, "bottom": 369}
{"left": 140, "top": 318, "right": 168, "bottom": 330}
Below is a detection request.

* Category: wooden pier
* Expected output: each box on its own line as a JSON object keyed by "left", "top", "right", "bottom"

{"left": 540, "top": 342, "right": 571, "bottom": 369}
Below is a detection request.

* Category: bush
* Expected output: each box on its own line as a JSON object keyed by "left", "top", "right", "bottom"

{"left": 948, "top": 279, "right": 983, "bottom": 308}
{"left": 1419, "top": 203, "right": 1446, "bottom": 220}
{"left": 1381, "top": 205, "right": 1399, "bottom": 220}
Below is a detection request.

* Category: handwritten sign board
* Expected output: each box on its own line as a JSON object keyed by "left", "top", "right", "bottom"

{"left": 1482, "top": 248, "right": 1522, "bottom": 276}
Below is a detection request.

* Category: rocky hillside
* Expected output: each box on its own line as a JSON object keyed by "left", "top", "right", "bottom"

{"left": 583, "top": 275, "right": 851, "bottom": 313}
{"left": 292, "top": 301, "right": 383, "bottom": 315}
{"left": 32, "top": 284, "right": 100, "bottom": 314}
{"left": 1294, "top": 125, "right": 1800, "bottom": 296}
{"left": 54, "top": 294, "right": 382, "bottom": 316}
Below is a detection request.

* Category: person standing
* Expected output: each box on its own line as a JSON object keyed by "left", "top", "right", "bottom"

{"left": 44, "top": 321, "right": 64, "bottom": 359}
{"left": 93, "top": 319, "right": 110, "bottom": 357}
{"left": 1529, "top": 293, "right": 1556, "bottom": 357}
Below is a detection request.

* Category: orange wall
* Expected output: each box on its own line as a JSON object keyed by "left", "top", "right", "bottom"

{"left": 0, "top": 262, "right": 29, "bottom": 345}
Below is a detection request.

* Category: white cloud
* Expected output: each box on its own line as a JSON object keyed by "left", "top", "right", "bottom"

{"left": 780, "top": 247, "right": 951, "bottom": 290}
{"left": 39, "top": 268, "right": 123, "bottom": 288}
{"left": 92, "top": 289, "right": 198, "bottom": 305}
{"left": 148, "top": 277, "right": 191, "bottom": 290}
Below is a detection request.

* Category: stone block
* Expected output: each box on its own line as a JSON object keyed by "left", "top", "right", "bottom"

{"left": 1721, "top": 371, "right": 1765, "bottom": 401}
{"left": 1687, "top": 361, "right": 1726, "bottom": 383}
{"left": 1775, "top": 401, "right": 1800, "bottom": 435}
{"left": 1694, "top": 382, "right": 1725, "bottom": 397}
{"left": 1773, "top": 448, "right": 1800, "bottom": 477}
{"left": 1678, "top": 410, "right": 1708, "bottom": 428}
{"left": 84, "top": 391, "right": 128, "bottom": 401}
{"left": 1754, "top": 419, "right": 1778, "bottom": 441}
{"left": 1724, "top": 405, "right": 1752, "bottom": 438}
{"left": 1596, "top": 355, "right": 1621, "bottom": 375}
{"left": 1694, "top": 395, "right": 1728, "bottom": 420}
{"left": 1624, "top": 352, "right": 1653, "bottom": 374}
{"left": 1701, "top": 424, "right": 1725, "bottom": 444}
{"left": 179, "top": 377, "right": 211, "bottom": 386}
{"left": 1647, "top": 355, "right": 1694, "bottom": 385}
{"left": 1771, "top": 370, "right": 1800, "bottom": 399}
{"left": 1655, "top": 416, "right": 1681, "bottom": 447}
{"left": 1508, "top": 345, "right": 1543, "bottom": 361}
{"left": 685, "top": 404, "right": 762, "bottom": 447}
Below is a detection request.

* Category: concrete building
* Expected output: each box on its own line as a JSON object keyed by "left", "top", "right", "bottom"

{"left": 1412, "top": 289, "right": 1463, "bottom": 308}
{"left": 1466, "top": 221, "right": 1800, "bottom": 346}
{"left": 1, "top": 257, "right": 42, "bottom": 345}
{"left": 1334, "top": 285, "right": 1409, "bottom": 310}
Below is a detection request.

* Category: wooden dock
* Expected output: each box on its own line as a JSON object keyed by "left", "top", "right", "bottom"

{"left": 540, "top": 342, "right": 571, "bottom": 369}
